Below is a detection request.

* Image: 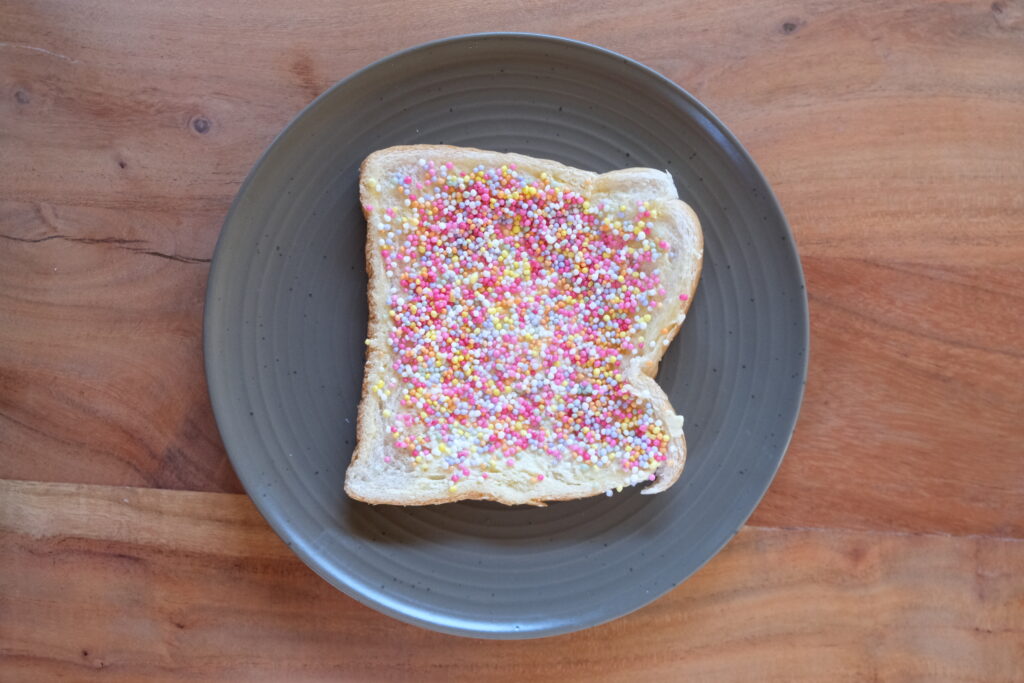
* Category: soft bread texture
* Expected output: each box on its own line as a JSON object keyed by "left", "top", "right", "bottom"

{"left": 346, "top": 145, "right": 703, "bottom": 506}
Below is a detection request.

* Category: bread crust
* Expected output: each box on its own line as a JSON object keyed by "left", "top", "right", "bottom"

{"left": 346, "top": 145, "right": 703, "bottom": 505}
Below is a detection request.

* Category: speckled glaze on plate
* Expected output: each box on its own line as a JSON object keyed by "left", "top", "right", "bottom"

{"left": 204, "top": 33, "right": 808, "bottom": 639}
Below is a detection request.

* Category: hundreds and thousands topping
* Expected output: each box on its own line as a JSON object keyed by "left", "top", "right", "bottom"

{"left": 368, "top": 159, "right": 680, "bottom": 494}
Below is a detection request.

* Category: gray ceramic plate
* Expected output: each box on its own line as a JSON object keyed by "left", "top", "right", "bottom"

{"left": 204, "top": 33, "right": 807, "bottom": 639}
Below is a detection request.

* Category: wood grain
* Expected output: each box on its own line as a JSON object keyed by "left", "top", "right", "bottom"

{"left": 0, "top": 480, "right": 1021, "bottom": 682}
{"left": 1, "top": 0, "right": 1022, "bottom": 537}
{"left": 751, "top": 257, "right": 1024, "bottom": 537}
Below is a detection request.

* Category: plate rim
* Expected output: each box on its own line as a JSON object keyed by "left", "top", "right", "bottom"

{"left": 203, "top": 31, "right": 810, "bottom": 639}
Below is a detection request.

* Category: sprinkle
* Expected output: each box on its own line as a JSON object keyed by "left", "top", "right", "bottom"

{"left": 679, "top": 293, "right": 689, "bottom": 301}
{"left": 378, "top": 159, "right": 672, "bottom": 488}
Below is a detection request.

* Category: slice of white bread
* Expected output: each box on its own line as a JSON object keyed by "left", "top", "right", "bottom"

{"left": 345, "top": 145, "right": 703, "bottom": 506}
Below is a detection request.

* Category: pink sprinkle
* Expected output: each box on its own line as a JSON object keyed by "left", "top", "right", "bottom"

{"left": 679, "top": 293, "right": 689, "bottom": 301}
{"left": 403, "top": 176, "right": 411, "bottom": 184}
{"left": 537, "top": 474, "right": 545, "bottom": 482}
{"left": 506, "top": 458, "right": 515, "bottom": 467}
{"left": 384, "top": 456, "right": 392, "bottom": 463}
{"left": 364, "top": 205, "right": 374, "bottom": 212}
{"left": 648, "top": 474, "right": 656, "bottom": 481}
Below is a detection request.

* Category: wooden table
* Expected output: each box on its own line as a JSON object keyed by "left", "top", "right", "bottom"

{"left": 2, "top": 1, "right": 1022, "bottom": 680}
